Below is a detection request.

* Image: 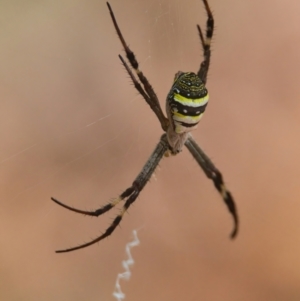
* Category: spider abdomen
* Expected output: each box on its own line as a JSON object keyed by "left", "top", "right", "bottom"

{"left": 166, "top": 72, "right": 209, "bottom": 134}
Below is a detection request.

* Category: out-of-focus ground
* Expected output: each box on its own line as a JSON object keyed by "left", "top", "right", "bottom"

{"left": 1, "top": 0, "right": 300, "bottom": 300}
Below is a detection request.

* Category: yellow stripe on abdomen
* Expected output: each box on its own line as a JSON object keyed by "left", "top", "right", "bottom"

{"left": 167, "top": 72, "right": 209, "bottom": 134}
{"left": 173, "top": 93, "right": 209, "bottom": 107}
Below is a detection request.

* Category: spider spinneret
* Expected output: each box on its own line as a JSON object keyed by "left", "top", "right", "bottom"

{"left": 51, "top": 0, "right": 239, "bottom": 253}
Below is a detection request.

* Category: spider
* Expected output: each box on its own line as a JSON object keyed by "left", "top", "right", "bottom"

{"left": 51, "top": 0, "right": 238, "bottom": 253}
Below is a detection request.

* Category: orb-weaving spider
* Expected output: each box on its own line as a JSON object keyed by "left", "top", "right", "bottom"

{"left": 52, "top": 0, "right": 238, "bottom": 253}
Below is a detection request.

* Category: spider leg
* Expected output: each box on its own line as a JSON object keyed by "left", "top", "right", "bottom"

{"left": 118, "top": 55, "right": 157, "bottom": 117}
{"left": 107, "top": 2, "right": 169, "bottom": 132}
{"left": 197, "top": 0, "right": 214, "bottom": 84}
{"left": 185, "top": 135, "right": 238, "bottom": 238}
{"left": 51, "top": 187, "right": 134, "bottom": 217}
{"left": 55, "top": 190, "right": 139, "bottom": 253}
{"left": 53, "top": 134, "right": 169, "bottom": 253}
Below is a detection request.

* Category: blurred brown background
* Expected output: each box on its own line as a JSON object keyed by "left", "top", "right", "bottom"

{"left": 1, "top": 0, "right": 300, "bottom": 300}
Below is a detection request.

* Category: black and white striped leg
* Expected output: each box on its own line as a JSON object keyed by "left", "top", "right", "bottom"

{"left": 185, "top": 136, "right": 238, "bottom": 238}
{"left": 107, "top": 2, "right": 168, "bottom": 131}
{"left": 51, "top": 135, "right": 169, "bottom": 253}
{"left": 197, "top": 0, "right": 214, "bottom": 84}
{"left": 118, "top": 55, "right": 168, "bottom": 130}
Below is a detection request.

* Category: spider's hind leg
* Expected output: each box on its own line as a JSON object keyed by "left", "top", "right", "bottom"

{"left": 107, "top": 2, "right": 168, "bottom": 131}
{"left": 197, "top": 0, "right": 214, "bottom": 84}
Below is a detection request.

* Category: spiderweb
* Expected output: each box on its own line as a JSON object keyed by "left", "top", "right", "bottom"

{"left": 1, "top": 0, "right": 284, "bottom": 301}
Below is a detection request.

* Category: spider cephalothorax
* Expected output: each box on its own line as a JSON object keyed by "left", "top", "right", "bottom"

{"left": 51, "top": 0, "right": 238, "bottom": 253}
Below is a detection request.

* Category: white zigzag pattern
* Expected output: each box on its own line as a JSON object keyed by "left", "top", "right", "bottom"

{"left": 113, "top": 230, "right": 140, "bottom": 300}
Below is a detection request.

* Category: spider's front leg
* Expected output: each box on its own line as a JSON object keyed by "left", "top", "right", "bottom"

{"left": 51, "top": 188, "right": 139, "bottom": 253}
{"left": 185, "top": 135, "right": 239, "bottom": 238}
{"left": 51, "top": 135, "right": 169, "bottom": 253}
